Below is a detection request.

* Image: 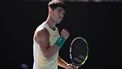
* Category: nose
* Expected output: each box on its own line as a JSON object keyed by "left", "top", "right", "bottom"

{"left": 60, "top": 14, "right": 64, "bottom": 19}
{"left": 60, "top": 15, "right": 63, "bottom": 19}
{"left": 59, "top": 11, "right": 65, "bottom": 19}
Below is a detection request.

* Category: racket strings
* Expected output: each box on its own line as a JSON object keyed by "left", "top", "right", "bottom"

{"left": 70, "top": 38, "right": 88, "bottom": 66}
{"left": 72, "top": 40, "right": 87, "bottom": 56}
{"left": 73, "top": 55, "right": 85, "bottom": 63}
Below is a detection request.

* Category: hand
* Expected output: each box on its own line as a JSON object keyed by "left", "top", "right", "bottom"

{"left": 65, "top": 64, "right": 77, "bottom": 69}
{"left": 61, "top": 29, "right": 70, "bottom": 40}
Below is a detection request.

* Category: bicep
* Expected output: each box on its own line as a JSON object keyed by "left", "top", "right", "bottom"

{"left": 35, "top": 29, "right": 50, "bottom": 51}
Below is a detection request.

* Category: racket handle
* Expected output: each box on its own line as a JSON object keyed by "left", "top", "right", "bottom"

{"left": 71, "top": 64, "right": 79, "bottom": 69}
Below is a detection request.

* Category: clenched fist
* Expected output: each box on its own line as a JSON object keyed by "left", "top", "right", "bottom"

{"left": 61, "top": 29, "right": 70, "bottom": 40}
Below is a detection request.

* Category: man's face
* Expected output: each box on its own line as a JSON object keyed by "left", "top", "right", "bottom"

{"left": 51, "top": 7, "right": 65, "bottom": 24}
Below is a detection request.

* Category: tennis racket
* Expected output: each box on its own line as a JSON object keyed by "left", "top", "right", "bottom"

{"left": 69, "top": 37, "right": 89, "bottom": 69}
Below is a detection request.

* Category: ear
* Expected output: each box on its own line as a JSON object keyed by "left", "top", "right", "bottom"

{"left": 48, "top": 7, "right": 53, "bottom": 12}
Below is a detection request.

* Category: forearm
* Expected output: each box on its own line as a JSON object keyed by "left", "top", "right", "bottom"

{"left": 58, "top": 56, "right": 68, "bottom": 68}
{"left": 44, "top": 36, "right": 66, "bottom": 60}
{"left": 44, "top": 44, "right": 60, "bottom": 60}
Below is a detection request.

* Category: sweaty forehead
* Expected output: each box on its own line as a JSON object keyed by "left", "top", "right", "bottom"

{"left": 56, "top": 7, "right": 65, "bottom": 12}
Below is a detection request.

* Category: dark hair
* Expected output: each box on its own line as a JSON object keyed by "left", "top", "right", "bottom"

{"left": 48, "top": 0, "right": 67, "bottom": 11}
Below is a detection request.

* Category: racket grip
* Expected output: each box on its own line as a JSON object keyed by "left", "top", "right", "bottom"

{"left": 56, "top": 36, "right": 65, "bottom": 48}
{"left": 71, "top": 64, "right": 78, "bottom": 69}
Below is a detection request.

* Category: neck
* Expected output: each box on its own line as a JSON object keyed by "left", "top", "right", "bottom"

{"left": 46, "top": 16, "right": 56, "bottom": 30}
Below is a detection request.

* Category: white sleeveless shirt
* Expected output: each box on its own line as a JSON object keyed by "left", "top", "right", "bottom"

{"left": 33, "top": 22, "right": 60, "bottom": 69}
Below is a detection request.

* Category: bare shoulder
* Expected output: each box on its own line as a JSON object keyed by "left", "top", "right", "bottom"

{"left": 34, "top": 27, "right": 50, "bottom": 43}
{"left": 34, "top": 26, "right": 50, "bottom": 52}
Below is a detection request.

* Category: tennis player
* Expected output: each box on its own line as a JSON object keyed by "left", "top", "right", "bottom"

{"left": 33, "top": 0, "right": 76, "bottom": 69}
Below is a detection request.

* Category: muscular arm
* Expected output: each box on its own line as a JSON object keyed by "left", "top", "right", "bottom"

{"left": 34, "top": 28, "right": 60, "bottom": 60}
